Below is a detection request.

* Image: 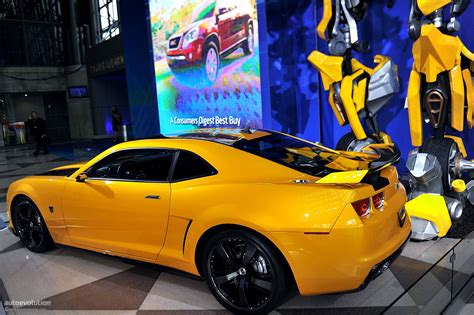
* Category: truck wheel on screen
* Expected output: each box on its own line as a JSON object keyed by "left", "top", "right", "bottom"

{"left": 202, "top": 41, "right": 220, "bottom": 86}
{"left": 243, "top": 24, "right": 254, "bottom": 56}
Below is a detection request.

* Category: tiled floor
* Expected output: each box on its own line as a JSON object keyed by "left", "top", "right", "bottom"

{"left": 0, "top": 144, "right": 472, "bottom": 314}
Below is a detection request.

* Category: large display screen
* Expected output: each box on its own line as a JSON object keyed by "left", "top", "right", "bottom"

{"left": 149, "top": 0, "right": 263, "bottom": 134}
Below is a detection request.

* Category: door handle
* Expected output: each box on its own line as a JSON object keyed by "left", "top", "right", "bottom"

{"left": 145, "top": 195, "right": 160, "bottom": 200}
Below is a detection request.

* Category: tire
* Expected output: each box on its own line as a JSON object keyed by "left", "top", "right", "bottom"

{"left": 336, "top": 132, "right": 377, "bottom": 152}
{"left": 242, "top": 24, "right": 254, "bottom": 56}
{"left": 420, "top": 138, "right": 457, "bottom": 193}
{"left": 202, "top": 230, "right": 289, "bottom": 314}
{"left": 336, "top": 132, "right": 358, "bottom": 151}
{"left": 202, "top": 41, "right": 220, "bottom": 86}
{"left": 12, "top": 197, "right": 54, "bottom": 253}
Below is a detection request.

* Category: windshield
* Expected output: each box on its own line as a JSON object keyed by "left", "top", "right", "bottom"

{"left": 191, "top": 0, "right": 216, "bottom": 23}
{"left": 232, "top": 133, "right": 337, "bottom": 177}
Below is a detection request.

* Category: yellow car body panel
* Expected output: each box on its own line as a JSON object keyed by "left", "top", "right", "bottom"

{"left": 317, "top": 170, "right": 368, "bottom": 184}
{"left": 445, "top": 135, "right": 467, "bottom": 158}
{"left": 416, "top": 0, "right": 451, "bottom": 16}
{"left": 307, "top": 50, "right": 344, "bottom": 90}
{"left": 452, "top": 179, "right": 467, "bottom": 193}
{"left": 317, "top": 0, "right": 332, "bottom": 40}
{"left": 462, "top": 69, "right": 474, "bottom": 129}
{"left": 341, "top": 69, "right": 367, "bottom": 140}
{"left": 408, "top": 69, "right": 423, "bottom": 146}
{"left": 450, "top": 65, "right": 465, "bottom": 131}
{"left": 351, "top": 58, "right": 374, "bottom": 76}
{"left": 377, "top": 132, "right": 393, "bottom": 145}
{"left": 50, "top": 163, "right": 86, "bottom": 171}
{"left": 405, "top": 194, "right": 451, "bottom": 237}
{"left": 353, "top": 77, "right": 367, "bottom": 112}
{"left": 329, "top": 85, "right": 346, "bottom": 125}
{"left": 412, "top": 24, "right": 462, "bottom": 83}
{"left": 7, "top": 131, "right": 411, "bottom": 296}
{"left": 372, "top": 55, "right": 391, "bottom": 73}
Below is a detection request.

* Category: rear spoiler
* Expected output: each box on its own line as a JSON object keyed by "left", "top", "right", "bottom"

{"left": 316, "top": 144, "right": 401, "bottom": 185}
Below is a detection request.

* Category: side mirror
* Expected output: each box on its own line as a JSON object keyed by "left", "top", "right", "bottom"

{"left": 76, "top": 173, "right": 88, "bottom": 183}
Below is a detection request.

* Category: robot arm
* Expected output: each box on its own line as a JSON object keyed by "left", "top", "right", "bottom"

{"left": 317, "top": 0, "right": 370, "bottom": 56}
{"left": 448, "top": 0, "right": 471, "bottom": 32}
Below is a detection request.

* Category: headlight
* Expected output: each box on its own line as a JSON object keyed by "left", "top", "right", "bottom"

{"left": 183, "top": 26, "right": 199, "bottom": 48}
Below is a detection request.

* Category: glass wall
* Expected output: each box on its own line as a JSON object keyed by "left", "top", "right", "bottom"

{"left": 0, "top": 0, "right": 65, "bottom": 66}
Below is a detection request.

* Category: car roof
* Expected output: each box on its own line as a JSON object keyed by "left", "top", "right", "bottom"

{"left": 171, "top": 128, "right": 273, "bottom": 145}
{"left": 110, "top": 129, "right": 273, "bottom": 150}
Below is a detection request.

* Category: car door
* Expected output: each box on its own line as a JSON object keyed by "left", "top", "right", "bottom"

{"left": 61, "top": 149, "right": 175, "bottom": 260}
{"left": 231, "top": 0, "right": 247, "bottom": 43}
{"left": 216, "top": 0, "right": 237, "bottom": 52}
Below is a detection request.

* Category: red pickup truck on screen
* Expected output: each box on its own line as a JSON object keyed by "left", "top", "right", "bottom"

{"left": 166, "top": 0, "right": 255, "bottom": 85}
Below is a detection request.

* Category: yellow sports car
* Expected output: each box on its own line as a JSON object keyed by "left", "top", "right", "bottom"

{"left": 6, "top": 129, "right": 411, "bottom": 314}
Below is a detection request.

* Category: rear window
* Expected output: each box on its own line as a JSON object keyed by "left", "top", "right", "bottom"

{"left": 232, "top": 133, "right": 333, "bottom": 177}
{"left": 172, "top": 150, "right": 217, "bottom": 181}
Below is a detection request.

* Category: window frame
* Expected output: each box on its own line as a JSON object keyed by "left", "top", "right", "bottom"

{"left": 84, "top": 148, "right": 178, "bottom": 183}
{"left": 169, "top": 149, "right": 218, "bottom": 183}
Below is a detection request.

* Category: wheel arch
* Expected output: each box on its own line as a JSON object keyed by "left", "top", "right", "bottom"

{"left": 194, "top": 223, "right": 296, "bottom": 287}
{"left": 204, "top": 33, "right": 220, "bottom": 53}
{"left": 248, "top": 19, "right": 254, "bottom": 29}
{"left": 9, "top": 193, "right": 31, "bottom": 234}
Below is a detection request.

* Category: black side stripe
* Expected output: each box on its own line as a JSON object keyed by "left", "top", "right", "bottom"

{"left": 182, "top": 220, "right": 193, "bottom": 254}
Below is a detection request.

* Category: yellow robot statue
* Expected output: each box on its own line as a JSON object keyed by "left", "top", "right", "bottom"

{"left": 405, "top": 0, "right": 474, "bottom": 240}
{"left": 308, "top": 0, "right": 399, "bottom": 152}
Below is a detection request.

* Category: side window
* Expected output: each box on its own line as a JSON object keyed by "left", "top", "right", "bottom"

{"left": 172, "top": 150, "right": 217, "bottom": 181}
{"left": 88, "top": 149, "right": 175, "bottom": 182}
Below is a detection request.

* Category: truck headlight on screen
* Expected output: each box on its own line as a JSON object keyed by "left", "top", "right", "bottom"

{"left": 183, "top": 26, "right": 199, "bottom": 48}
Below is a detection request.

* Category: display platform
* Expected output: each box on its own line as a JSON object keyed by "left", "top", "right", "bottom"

{"left": 0, "top": 226, "right": 472, "bottom": 314}
{"left": 0, "top": 145, "right": 472, "bottom": 314}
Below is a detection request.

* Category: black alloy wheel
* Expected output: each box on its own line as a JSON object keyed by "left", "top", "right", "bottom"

{"left": 203, "top": 230, "right": 289, "bottom": 314}
{"left": 13, "top": 197, "right": 54, "bottom": 253}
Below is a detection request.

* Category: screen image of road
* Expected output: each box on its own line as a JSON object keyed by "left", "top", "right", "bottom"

{"left": 149, "top": 0, "right": 263, "bottom": 134}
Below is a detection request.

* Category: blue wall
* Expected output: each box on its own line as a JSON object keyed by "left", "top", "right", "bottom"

{"left": 120, "top": 0, "right": 160, "bottom": 139}
{"left": 120, "top": 0, "right": 474, "bottom": 173}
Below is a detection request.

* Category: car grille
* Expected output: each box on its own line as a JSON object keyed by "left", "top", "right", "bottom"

{"left": 169, "top": 37, "right": 181, "bottom": 49}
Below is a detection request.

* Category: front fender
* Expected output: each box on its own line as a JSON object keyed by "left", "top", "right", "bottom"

{"left": 7, "top": 177, "right": 69, "bottom": 241}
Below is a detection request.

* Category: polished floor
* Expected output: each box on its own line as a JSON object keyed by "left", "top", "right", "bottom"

{"left": 0, "top": 144, "right": 473, "bottom": 314}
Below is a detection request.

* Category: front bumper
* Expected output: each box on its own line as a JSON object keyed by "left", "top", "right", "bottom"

{"left": 167, "top": 41, "right": 204, "bottom": 69}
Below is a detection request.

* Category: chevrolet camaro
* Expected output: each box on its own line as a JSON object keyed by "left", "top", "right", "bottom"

{"left": 6, "top": 129, "right": 411, "bottom": 314}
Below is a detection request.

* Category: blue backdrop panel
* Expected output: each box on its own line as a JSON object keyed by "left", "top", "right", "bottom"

{"left": 120, "top": 0, "right": 160, "bottom": 138}
{"left": 120, "top": 0, "right": 474, "bottom": 174}
{"left": 316, "top": 1, "right": 414, "bottom": 169}
{"left": 265, "top": 0, "right": 321, "bottom": 141}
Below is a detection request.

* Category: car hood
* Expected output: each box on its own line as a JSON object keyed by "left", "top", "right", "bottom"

{"left": 39, "top": 163, "right": 86, "bottom": 177}
{"left": 171, "top": 20, "right": 206, "bottom": 39}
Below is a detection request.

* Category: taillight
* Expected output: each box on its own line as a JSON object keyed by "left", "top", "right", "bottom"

{"left": 352, "top": 198, "right": 371, "bottom": 217}
{"left": 373, "top": 192, "right": 385, "bottom": 209}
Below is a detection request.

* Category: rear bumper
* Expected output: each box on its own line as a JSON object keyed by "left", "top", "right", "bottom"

{"left": 269, "top": 185, "right": 411, "bottom": 295}
{"left": 353, "top": 231, "right": 410, "bottom": 292}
